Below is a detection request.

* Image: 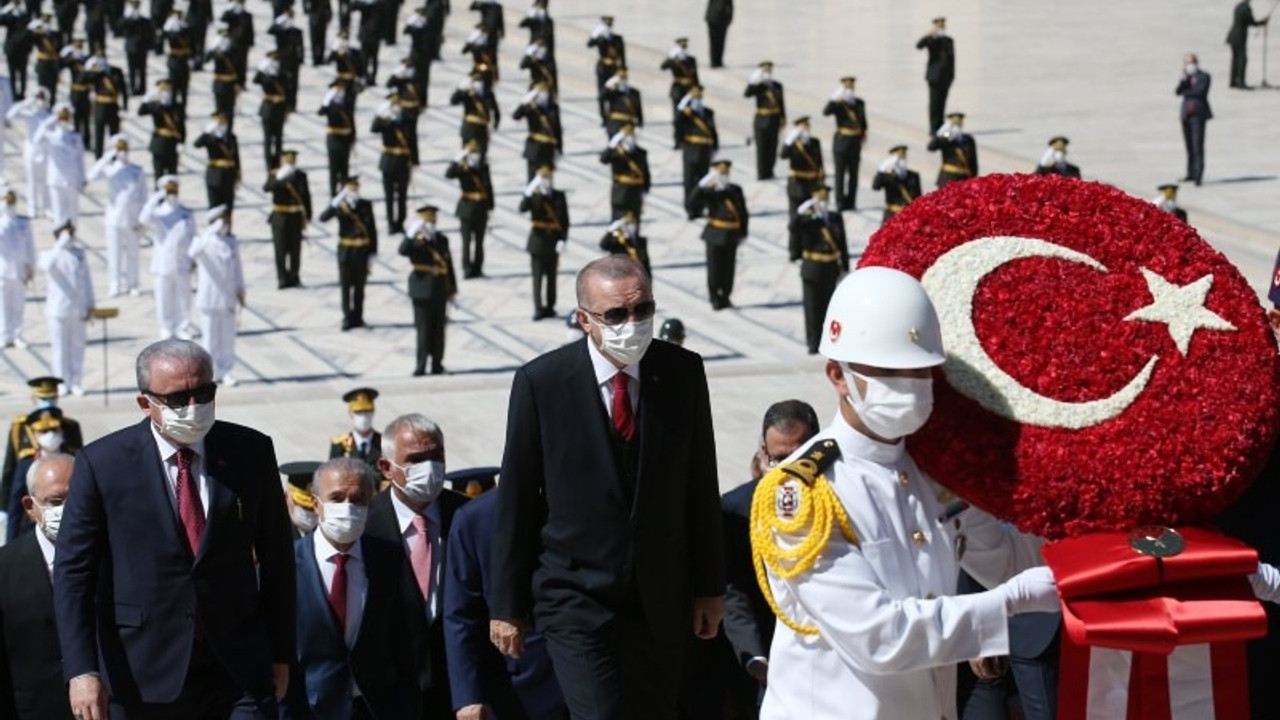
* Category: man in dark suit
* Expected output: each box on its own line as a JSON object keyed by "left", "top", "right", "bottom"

{"left": 789, "top": 186, "right": 849, "bottom": 355}
{"left": 823, "top": 76, "right": 867, "bottom": 211}
{"left": 370, "top": 413, "right": 470, "bottom": 720}
{"left": 0, "top": 452, "right": 76, "bottom": 720}
{"left": 690, "top": 159, "right": 749, "bottom": 310}
{"left": 490, "top": 255, "right": 726, "bottom": 720}
{"left": 400, "top": 205, "right": 457, "bottom": 376}
{"left": 447, "top": 487, "right": 567, "bottom": 720}
{"left": 281, "top": 457, "right": 419, "bottom": 720}
{"left": 1227, "top": 1, "right": 1268, "bottom": 88}
{"left": 704, "top": 0, "right": 731, "bottom": 68}
{"left": 871, "top": 145, "right": 922, "bottom": 223}
{"left": 328, "top": 387, "right": 382, "bottom": 465}
{"left": 719, "top": 401, "right": 818, "bottom": 716}
{"left": 927, "top": 112, "right": 977, "bottom": 188}
{"left": 1177, "top": 53, "right": 1212, "bottom": 186}
{"left": 319, "top": 176, "right": 377, "bottom": 329}
{"left": 915, "top": 17, "right": 954, "bottom": 134}
{"left": 1034, "top": 135, "right": 1081, "bottom": 178}
{"left": 519, "top": 166, "right": 569, "bottom": 321}
{"left": 53, "top": 338, "right": 295, "bottom": 719}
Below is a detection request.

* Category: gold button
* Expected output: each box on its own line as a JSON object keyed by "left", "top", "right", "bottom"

{"left": 897, "top": 471, "right": 909, "bottom": 486}
{"left": 911, "top": 530, "right": 925, "bottom": 545}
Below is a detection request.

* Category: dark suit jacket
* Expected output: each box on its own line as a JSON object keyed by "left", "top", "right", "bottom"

{"left": 1177, "top": 70, "right": 1213, "bottom": 120}
{"left": 490, "top": 339, "right": 725, "bottom": 657}
{"left": 0, "top": 532, "right": 74, "bottom": 720}
{"left": 52, "top": 419, "right": 296, "bottom": 705}
{"left": 1227, "top": 1, "right": 1263, "bottom": 47}
{"left": 445, "top": 491, "right": 566, "bottom": 720}
{"left": 281, "top": 531, "right": 418, "bottom": 720}
{"left": 719, "top": 479, "right": 772, "bottom": 668}
{"left": 365, "top": 488, "right": 468, "bottom": 720}
{"left": 704, "top": 0, "right": 732, "bottom": 24}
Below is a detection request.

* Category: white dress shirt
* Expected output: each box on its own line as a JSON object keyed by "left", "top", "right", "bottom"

{"left": 35, "top": 526, "right": 55, "bottom": 574}
{"left": 390, "top": 489, "right": 443, "bottom": 624}
{"left": 312, "top": 528, "right": 367, "bottom": 648}
{"left": 586, "top": 338, "right": 639, "bottom": 419}
{"left": 149, "top": 423, "right": 211, "bottom": 521}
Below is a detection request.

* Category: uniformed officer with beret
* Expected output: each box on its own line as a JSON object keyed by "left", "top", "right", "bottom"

{"left": 329, "top": 387, "right": 382, "bottom": 463}
{"left": 1, "top": 376, "right": 82, "bottom": 511}
{"left": 401, "top": 204, "right": 457, "bottom": 375}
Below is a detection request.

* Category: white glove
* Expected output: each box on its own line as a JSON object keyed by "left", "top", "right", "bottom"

{"left": 878, "top": 155, "right": 899, "bottom": 173}
{"left": 998, "top": 566, "right": 1060, "bottom": 615}
{"left": 329, "top": 192, "right": 346, "bottom": 208}
{"left": 555, "top": 240, "right": 566, "bottom": 254}
{"left": 276, "top": 165, "right": 296, "bottom": 181}
{"left": 1250, "top": 562, "right": 1280, "bottom": 604}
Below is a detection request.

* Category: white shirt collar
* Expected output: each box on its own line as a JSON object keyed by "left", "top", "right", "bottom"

{"left": 829, "top": 410, "right": 906, "bottom": 467}
{"left": 389, "top": 485, "right": 441, "bottom": 534}
{"left": 148, "top": 421, "right": 206, "bottom": 463}
{"left": 35, "top": 527, "right": 56, "bottom": 571}
{"left": 312, "top": 523, "right": 364, "bottom": 565}
{"left": 585, "top": 337, "right": 640, "bottom": 386}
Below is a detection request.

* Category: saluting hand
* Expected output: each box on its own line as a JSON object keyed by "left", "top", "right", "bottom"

{"left": 489, "top": 618, "right": 526, "bottom": 659}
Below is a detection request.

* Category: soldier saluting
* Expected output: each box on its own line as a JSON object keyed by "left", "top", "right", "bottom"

{"left": 371, "top": 90, "right": 414, "bottom": 235}
{"left": 192, "top": 109, "right": 240, "bottom": 209}
{"left": 789, "top": 185, "right": 848, "bottom": 354}
{"left": 823, "top": 76, "right": 867, "bottom": 211}
{"left": 445, "top": 139, "right": 494, "bottom": 279}
{"left": 744, "top": 60, "right": 785, "bottom": 180}
{"left": 519, "top": 165, "right": 569, "bottom": 321}
{"left": 318, "top": 78, "right": 355, "bottom": 196}
{"left": 871, "top": 145, "right": 922, "bottom": 223}
{"left": 137, "top": 78, "right": 184, "bottom": 181}
{"left": 512, "top": 81, "right": 561, "bottom": 180}
{"left": 927, "top": 111, "right": 977, "bottom": 188}
{"left": 400, "top": 204, "right": 456, "bottom": 375}
{"left": 689, "top": 158, "right": 748, "bottom": 310}
{"left": 263, "top": 148, "right": 313, "bottom": 290}
{"left": 319, "top": 176, "right": 377, "bottom": 330}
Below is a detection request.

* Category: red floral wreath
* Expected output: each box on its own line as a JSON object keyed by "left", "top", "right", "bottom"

{"left": 861, "top": 174, "right": 1280, "bottom": 539}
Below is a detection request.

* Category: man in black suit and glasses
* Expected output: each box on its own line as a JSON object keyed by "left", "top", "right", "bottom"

{"left": 490, "top": 255, "right": 726, "bottom": 720}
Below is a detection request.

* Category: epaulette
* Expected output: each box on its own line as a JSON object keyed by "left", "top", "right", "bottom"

{"left": 10, "top": 414, "right": 25, "bottom": 425}
{"left": 777, "top": 438, "right": 840, "bottom": 488}
{"left": 331, "top": 433, "right": 349, "bottom": 445}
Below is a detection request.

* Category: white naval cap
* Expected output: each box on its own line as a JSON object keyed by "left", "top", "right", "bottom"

{"left": 205, "top": 205, "right": 229, "bottom": 223}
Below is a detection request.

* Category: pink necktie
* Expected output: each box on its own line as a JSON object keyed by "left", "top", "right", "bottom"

{"left": 409, "top": 514, "right": 432, "bottom": 602}
{"left": 176, "top": 448, "right": 205, "bottom": 557}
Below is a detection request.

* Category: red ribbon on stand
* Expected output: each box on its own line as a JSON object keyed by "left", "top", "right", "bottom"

{"left": 1042, "top": 527, "right": 1268, "bottom": 720}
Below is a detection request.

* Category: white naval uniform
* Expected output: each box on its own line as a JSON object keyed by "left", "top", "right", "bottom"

{"left": 34, "top": 120, "right": 85, "bottom": 225}
{"left": 0, "top": 209, "right": 34, "bottom": 344}
{"left": 760, "top": 413, "right": 1045, "bottom": 720}
{"left": 188, "top": 228, "right": 243, "bottom": 380}
{"left": 87, "top": 155, "right": 147, "bottom": 295}
{"left": 38, "top": 237, "right": 94, "bottom": 389}
{"left": 139, "top": 194, "right": 195, "bottom": 339}
{"left": 7, "top": 101, "right": 50, "bottom": 217}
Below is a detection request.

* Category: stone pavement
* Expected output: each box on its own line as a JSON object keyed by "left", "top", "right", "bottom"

{"left": 0, "top": 0, "right": 1277, "bottom": 491}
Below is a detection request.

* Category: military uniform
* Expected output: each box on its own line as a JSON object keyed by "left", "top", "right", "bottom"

{"left": 512, "top": 90, "right": 561, "bottom": 180}
{"left": 263, "top": 152, "right": 313, "bottom": 289}
{"left": 518, "top": 1, "right": 554, "bottom": 54}
{"left": 400, "top": 206, "right": 456, "bottom": 375}
{"left": 329, "top": 388, "right": 382, "bottom": 463}
{"left": 0, "top": 195, "right": 34, "bottom": 347}
{"left": 115, "top": 4, "right": 154, "bottom": 94}
{"left": 59, "top": 45, "right": 90, "bottom": 140}
{"left": 137, "top": 81, "right": 185, "bottom": 181}
{"left": 781, "top": 119, "right": 824, "bottom": 251}
{"left": 1153, "top": 183, "right": 1189, "bottom": 224}
{"left": 675, "top": 89, "right": 718, "bottom": 219}
{"left": 449, "top": 78, "right": 500, "bottom": 157}
{"left": 587, "top": 17, "right": 625, "bottom": 115}
{"left": 705, "top": 0, "right": 732, "bottom": 67}
{"left": 0, "top": 378, "right": 83, "bottom": 510}
{"left": 462, "top": 22, "right": 498, "bottom": 82}
{"left": 789, "top": 191, "right": 849, "bottom": 354}
{"left": 823, "top": 79, "right": 867, "bottom": 211}
{"left": 599, "top": 132, "right": 650, "bottom": 224}
{"left": 204, "top": 39, "right": 238, "bottom": 122}
{"left": 185, "top": 0, "right": 211, "bottom": 67}
{"left": 303, "top": 0, "right": 332, "bottom": 65}
{"left": 600, "top": 75, "right": 642, "bottom": 140}
{"left": 268, "top": 13, "right": 304, "bottom": 110}
{"left": 161, "top": 14, "right": 192, "bottom": 108}
{"left": 318, "top": 179, "right": 377, "bottom": 329}
{"left": 518, "top": 40, "right": 557, "bottom": 98}
{"left": 84, "top": 59, "right": 127, "bottom": 157}
{"left": 403, "top": 8, "right": 434, "bottom": 102}
{"left": 29, "top": 25, "right": 59, "bottom": 98}
{"left": 871, "top": 147, "right": 922, "bottom": 223}
{"left": 326, "top": 39, "right": 364, "bottom": 88}
{"left": 352, "top": 0, "right": 380, "bottom": 82}
{"left": 927, "top": 114, "right": 977, "bottom": 188}
{"left": 599, "top": 215, "right": 650, "bottom": 277}
{"left": 689, "top": 161, "right": 748, "bottom": 310}
{"left": 192, "top": 118, "right": 240, "bottom": 209}
{"left": 139, "top": 177, "right": 195, "bottom": 339}
{"left": 371, "top": 104, "right": 414, "bottom": 234}
{"left": 38, "top": 224, "right": 94, "bottom": 394}
{"left": 318, "top": 80, "right": 355, "bottom": 196}
{"left": 253, "top": 61, "right": 288, "bottom": 169}
{"left": 86, "top": 137, "right": 147, "bottom": 296}
{"left": 386, "top": 63, "right": 422, "bottom": 162}
{"left": 916, "top": 18, "right": 955, "bottom": 134}
{"left": 0, "top": 4, "right": 31, "bottom": 99}
{"left": 445, "top": 149, "right": 495, "bottom": 279}
{"left": 37, "top": 109, "right": 85, "bottom": 225}
{"left": 189, "top": 205, "right": 244, "bottom": 384}
{"left": 8, "top": 94, "right": 51, "bottom": 218}
{"left": 519, "top": 172, "right": 569, "bottom": 320}
{"left": 1034, "top": 135, "right": 1081, "bottom": 179}
{"left": 220, "top": 1, "right": 253, "bottom": 86}
{"left": 661, "top": 39, "right": 699, "bottom": 146}
{"left": 5, "top": 405, "right": 73, "bottom": 540}
{"left": 744, "top": 62, "right": 785, "bottom": 180}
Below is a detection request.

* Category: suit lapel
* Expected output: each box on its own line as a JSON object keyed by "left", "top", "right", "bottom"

{"left": 195, "top": 423, "right": 234, "bottom": 563}
{"left": 132, "top": 419, "right": 187, "bottom": 553}
{"left": 634, "top": 352, "right": 664, "bottom": 516}
{"left": 568, "top": 340, "right": 628, "bottom": 502}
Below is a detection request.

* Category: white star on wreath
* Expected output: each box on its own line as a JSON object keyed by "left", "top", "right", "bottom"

{"left": 1124, "top": 268, "right": 1236, "bottom": 355}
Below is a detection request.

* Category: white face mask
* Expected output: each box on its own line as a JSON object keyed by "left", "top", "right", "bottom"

{"left": 36, "top": 430, "right": 63, "bottom": 452}
{"left": 319, "top": 501, "right": 367, "bottom": 544}
{"left": 290, "top": 504, "right": 318, "bottom": 532}
{"left": 591, "top": 316, "right": 653, "bottom": 366}
{"left": 690, "top": 98, "right": 704, "bottom": 112}
{"left": 164, "top": 193, "right": 179, "bottom": 207}
{"left": 1186, "top": 63, "right": 1198, "bottom": 75}
{"left": 394, "top": 459, "right": 446, "bottom": 505}
{"left": 352, "top": 412, "right": 373, "bottom": 433}
{"left": 472, "top": 80, "right": 485, "bottom": 94}
{"left": 3, "top": 202, "right": 15, "bottom": 216}
{"left": 843, "top": 367, "right": 934, "bottom": 440}
{"left": 34, "top": 499, "right": 62, "bottom": 542}
{"left": 154, "top": 400, "right": 216, "bottom": 446}
{"left": 617, "top": 79, "right": 630, "bottom": 92}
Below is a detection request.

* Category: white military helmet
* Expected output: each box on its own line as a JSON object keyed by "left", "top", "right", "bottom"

{"left": 819, "top": 266, "right": 945, "bottom": 368}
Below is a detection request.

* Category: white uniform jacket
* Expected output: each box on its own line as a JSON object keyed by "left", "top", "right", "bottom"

{"left": 140, "top": 197, "right": 196, "bottom": 276}
{"left": 38, "top": 239, "right": 93, "bottom": 319}
{"left": 188, "top": 230, "right": 244, "bottom": 312}
{"left": 0, "top": 213, "right": 35, "bottom": 281}
{"left": 7, "top": 103, "right": 50, "bottom": 160}
{"left": 760, "top": 413, "right": 1045, "bottom": 720}
{"left": 35, "top": 121, "right": 85, "bottom": 188}
{"left": 88, "top": 157, "right": 148, "bottom": 228}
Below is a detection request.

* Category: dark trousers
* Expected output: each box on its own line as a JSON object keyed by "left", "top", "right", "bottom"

{"left": 1008, "top": 640, "right": 1059, "bottom": 720}
{"left": 706, "top": 21, "right": 729, "bottom": 68}
{"left": 461, "top": 122, "right": 490, "bottom": 158}
{"left": 326, "top": 136, "right": 352, "bottom": 196}
{"left": 927, "top": 79, "right": 952, "bottom": 134}
{"left": 525, "top": 141, "right": 556, "bottom": 180}
{"left": 262, "top": 116, "right": 283, "bottom": 169}
{"left": 309, "top": 17, "right": 328, "bottom": 65}
{"left": 459, "top": 206, "right": 487, "bottom": 277}
{"left": 412, "top": 295, "right": 446, "bottom": 373}
{"left": 543, "top": 614, "right": 680, "bottom": 720}
{"left": 339, "top": 259, "right": 367, "bottom": 324}
{"left": 802, "top": 267, "right": 838, "bottom": 353}
{"left": 832, "top": 139, "right": 862, "bottom": 210}
{"left": 530, "top": 251, "right": 558, "bottom": 314}
{"left": 753, "top": 115, "right": 780, "bottom": 180}
{"left": 231, "top": 48, "right": 248, "bottom": 87}
{"left": 272, "top": 227, "right": 302, "bottom": 286}
{"left": 206, "top": 173, "right": 235, "bottom": 210}
{"left": 169, "top": 58, "right": 190, "bottom": 108}
{"left": 683, "top": 145, "right": 713, "bottom": 218}
{"left": 610, "top": 186, "right": 644, "bottom": 222}
{"left": 7, "top": 53, "right": 26, "bottom": 98}
{"left": 153, "top": 139, "right": 179, "bottom": 180}
{"left": 1181, "top": 116, "right": 1207, "bottom": 183}
{"left": 362, "top": 40, "right": 378, "bottom": 83}
{"left": 109, "top": 639, "right": 276, "bottom": 719}
{"left": 281, "top": 65, "right": 300, "bottom": 110}
{"left": 35, "top": 61, "right": 56, "bottom": 97}
{"left": 127, "top": 51, "right": 147, "bottom": 94}
{"left": 382, "top": 167, "right": 408, "bottom": 233}
{"left": 93, "top": 107, "right": 120, "bottom": 157}
{"left": 705, "top": 240, "right": 738, "bottom": 309}
{"left": 71, "top": 94, "right": 89, "bottom": 140}
{"left": 1230, "top": 42, "right": 1248, "bottom": 86}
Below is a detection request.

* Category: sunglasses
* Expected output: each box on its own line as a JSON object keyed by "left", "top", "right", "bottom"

{"left": 146, "top": 382, "right": 218, "bottom": 409}
{"left": 580, "top": 300, "right": 656, "bottom": 327}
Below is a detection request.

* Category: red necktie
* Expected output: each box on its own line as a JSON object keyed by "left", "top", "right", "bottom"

{"left": 612, "top": 372, "right": 635, "bottom": 441}
{"left": 330, "top": 553, "right": 348, "bottom": 632}
{"left": 175, "top": 448, "right": 205, "bottom": 557}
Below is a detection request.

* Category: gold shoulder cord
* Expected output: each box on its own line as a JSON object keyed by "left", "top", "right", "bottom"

{"left": 749, "top": 438, "right": 857, "bottom": 636}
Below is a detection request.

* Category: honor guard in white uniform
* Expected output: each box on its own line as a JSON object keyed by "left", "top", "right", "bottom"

{"left": 188, "top": 205, "right": 244, "bottom": 386}
{"left": 138, "top": 174, "right": 196, "bottom": 339}
{"left": 0, "top": 188, "right": 34, "bottom": 347}
{"left": 753, "top": 267, "right": 1059, "bottom": 720}
{"left": 6, "top": 87, "right": 51, "bottom": 218}
{"left": 37, "top": 222, "right": 94, "bottom": 395}
{"left": 87, "top": 134, "right": 147, "bottom": 296}
{"left": 34, "top": 102, "right": 85, "bottom": 226}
